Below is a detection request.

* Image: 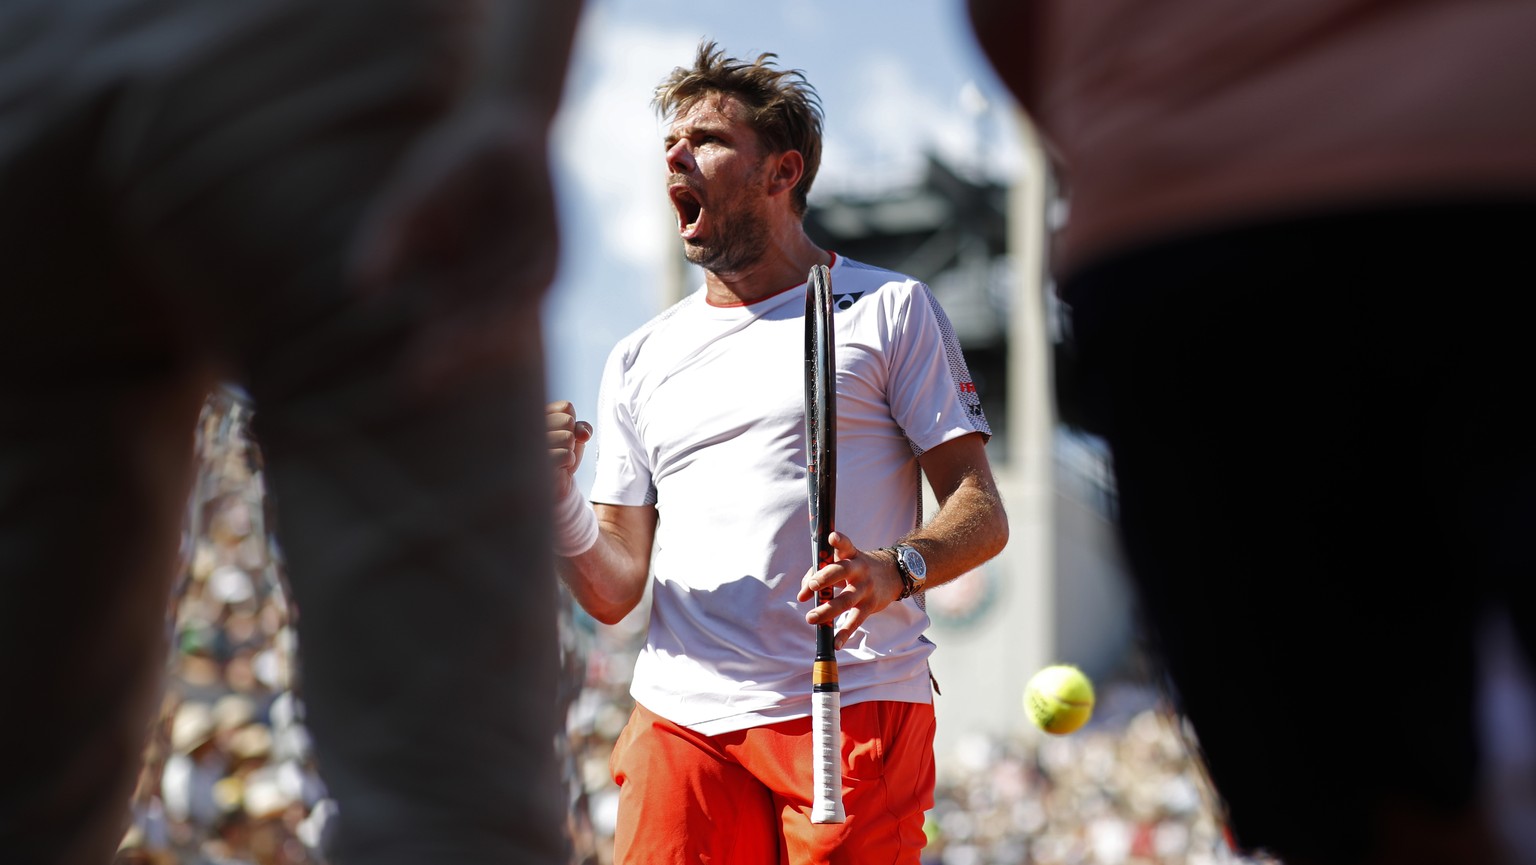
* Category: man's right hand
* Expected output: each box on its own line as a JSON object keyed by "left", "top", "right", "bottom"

{"left": 545, "top": 401, "right": 654, "bottom": 623}
{"left": 546, "top": 401, "right": 592, "bottom": 498}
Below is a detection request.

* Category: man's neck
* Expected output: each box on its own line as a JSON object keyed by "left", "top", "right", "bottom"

{"left": 702, "top": 230, "right": 831, "bottom": 307}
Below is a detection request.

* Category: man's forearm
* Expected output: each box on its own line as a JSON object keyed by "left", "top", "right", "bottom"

{"left": 900, "top": 470, "right": 1009, "bottom": 592}
{"left": 557, "top": 504, "right": 653, "bottom": 625}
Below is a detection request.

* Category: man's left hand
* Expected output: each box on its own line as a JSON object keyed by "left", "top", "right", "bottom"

{"left": 798, "top": 533, "right": 906, "bottom": 650}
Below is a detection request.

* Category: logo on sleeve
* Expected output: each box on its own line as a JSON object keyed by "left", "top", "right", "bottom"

{"left": 834, "top": 291, "right": 865, "bottom": 311}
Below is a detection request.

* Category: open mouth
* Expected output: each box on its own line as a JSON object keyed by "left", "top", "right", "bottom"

{"left": 669, "top": 183, "right": 704, "bottom": 239}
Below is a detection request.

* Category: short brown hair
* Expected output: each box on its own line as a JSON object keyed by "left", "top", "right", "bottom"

{"left": 654, "top": 40, "right": 824, "bottom": 216}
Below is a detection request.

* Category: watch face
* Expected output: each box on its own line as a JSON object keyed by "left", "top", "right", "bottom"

{"left": 899, "top": 546, "right": 927, "bottom": 581}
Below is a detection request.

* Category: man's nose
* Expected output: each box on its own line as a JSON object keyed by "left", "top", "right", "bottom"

{"left": 666, "top": 139, "right": 695, "bottom": 173}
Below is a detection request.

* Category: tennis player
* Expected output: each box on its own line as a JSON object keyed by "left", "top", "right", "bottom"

{"left": 548, "top": 41, "right": 1009, "bottom": 865}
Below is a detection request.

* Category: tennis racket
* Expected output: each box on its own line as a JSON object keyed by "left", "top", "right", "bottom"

{"left": 804, "top": 263, "right": 846, "bottom": 824}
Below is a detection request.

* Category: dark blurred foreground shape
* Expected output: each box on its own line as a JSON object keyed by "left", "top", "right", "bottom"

{"left": 0, "top": 2, "right": 583, "bottom": 862}
{"left": 966, "top": 2, "right": 1536, "bottom": 864}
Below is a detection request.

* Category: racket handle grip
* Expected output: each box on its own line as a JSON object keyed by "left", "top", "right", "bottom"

{"left": 810, "top": 689, "right": 846, "bottom": 824}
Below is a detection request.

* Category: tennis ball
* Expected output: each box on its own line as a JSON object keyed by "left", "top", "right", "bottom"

{"left": 1024, "top": 664, "right": 1095, "bottom": 735}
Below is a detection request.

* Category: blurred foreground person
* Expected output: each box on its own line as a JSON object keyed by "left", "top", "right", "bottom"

{"left": 967, "top": 3, "right": 1536, "bottom": 864}
{"left": 0, "top": 2, "right": 582, "bottom": 863}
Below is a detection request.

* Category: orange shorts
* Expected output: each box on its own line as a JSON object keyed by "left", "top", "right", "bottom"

{"left": 609, "top": 700, "right": 936, "bottom": 865}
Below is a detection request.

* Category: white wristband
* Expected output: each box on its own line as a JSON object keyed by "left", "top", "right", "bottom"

{"left": 553, "top": 481, "right": 600, "bottom": 557}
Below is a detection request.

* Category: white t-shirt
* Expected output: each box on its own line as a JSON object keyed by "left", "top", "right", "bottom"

{"left": 589, "top": 254, "right": 990, "bottom": 735}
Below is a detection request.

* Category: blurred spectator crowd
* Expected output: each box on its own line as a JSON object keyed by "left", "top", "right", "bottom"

{"left": 119, "top": 391, "right": 1274, "bottom": 865}
{"left": 116, "top": 390, "right": 332, "bottom": 865}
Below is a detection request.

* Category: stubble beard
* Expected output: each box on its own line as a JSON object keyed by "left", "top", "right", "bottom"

{"left": 683, "top": 205, "right": 770, "bottom": 276}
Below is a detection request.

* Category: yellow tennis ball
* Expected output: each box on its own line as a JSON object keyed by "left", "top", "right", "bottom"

{"left": 1024, "top": 664, "right": 1095, "bottom": 735}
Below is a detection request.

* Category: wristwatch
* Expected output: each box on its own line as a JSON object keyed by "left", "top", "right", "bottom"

{"left": 891, "top": 543, "right": 928, "bottom": 599}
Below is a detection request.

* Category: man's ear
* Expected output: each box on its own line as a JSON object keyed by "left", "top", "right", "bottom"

{"left": 764, "top": 150, "right": 804, "bottom": 198}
